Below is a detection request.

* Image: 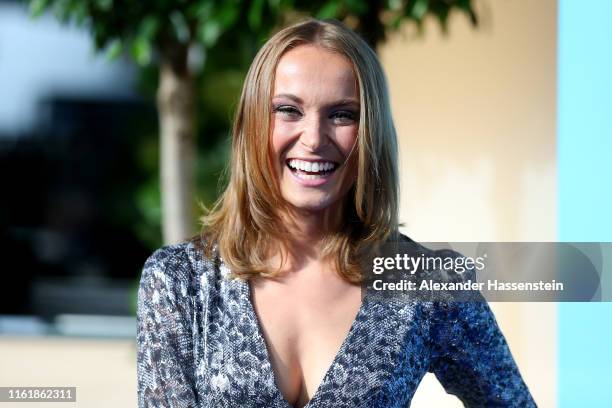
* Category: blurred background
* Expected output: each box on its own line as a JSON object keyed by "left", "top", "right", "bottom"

{"left": 1, "top": 0, "right": 610, "bottom": 407}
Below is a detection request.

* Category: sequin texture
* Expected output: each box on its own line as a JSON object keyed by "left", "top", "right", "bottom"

{"left": 137, "top": 237, "right": 536, "bottom": 407}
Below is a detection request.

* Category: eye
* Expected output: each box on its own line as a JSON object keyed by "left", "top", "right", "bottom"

{"left": 272, "top": 105, "right": 302, "bottom": 119}
{"left": 331, "top": 110, "right": 358, "bottom": 125}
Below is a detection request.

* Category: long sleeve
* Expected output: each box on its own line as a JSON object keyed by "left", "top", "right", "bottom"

{"left": 428, "top": 300, "right": 536, "bottom": 407}
{"left": 137, "top": 246, "right": 198, "bottom": 408}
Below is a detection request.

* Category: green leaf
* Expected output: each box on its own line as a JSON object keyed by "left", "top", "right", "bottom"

{"left": 317, "top": 0, "right": 340, "bottom": 19}
{"left": 410, "top": 0, "right": 429, "bottom": 21}
{"left": 131, "top": 37, "right": 152, "bottom": 66}
{"left": 387, "top": 0, "right": 402, "bottom": 12}
{"left": 29, "top": 0, "right": 49, "bottom": 18}
{"left": 93, "top": 22, "right": 110, "bottom": 49}
{"left": 456, "top": 0, "right": 478, "bottom": 26}
{"left": 190, "top": 1, "right": 214, "bottom": 20}
{"left": 170, "top": 11, "right": 190, "bottom": 43}
{"left": 215, "top": 1, "right": 241, "bottom": 29}
{"left": 52, "top": 0, "right": 70, "bottom": 22}
{"left": 248, "top": 0, "right": 265, "bottom": 29}
{"left": 198, "top": 21, "right": 221, "bottom": 48}
{"left": 95, "top": 0, "right": 113, "bottom": 12}
{"left": 346, "top": 0, "right": 368, "bottom": 15}
{"left": 105, "top": 39, "right": 123, "bottom": 61}
{"left": 389, "top": 13, "right": 404, "bottom": 30}
{"left": 436, "top": 6, "right": 450, "bottom": 33}
{"left": 72, "top": 1, "right": 89, "bottom": 26}
{"left": 139, "top": 16, "right": 159, "bottom": 41}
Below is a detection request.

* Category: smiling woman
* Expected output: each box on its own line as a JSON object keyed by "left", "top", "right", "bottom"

{"left": 201, "top": 18, "right": 399, "bottom": 285}
{"left": 136, "top": 19, "right": 536, "bottom": 408}
{"left": 271, "top": 45, "right": 359, "bottom": 211}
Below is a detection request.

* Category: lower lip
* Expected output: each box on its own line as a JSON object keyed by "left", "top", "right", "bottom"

{"left": 287, "top": 167, "right": 335, "bottom": 187}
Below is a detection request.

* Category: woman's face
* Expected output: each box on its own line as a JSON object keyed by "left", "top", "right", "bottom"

{"left": 269, "top": 44, "right": 359, "bottom": 212}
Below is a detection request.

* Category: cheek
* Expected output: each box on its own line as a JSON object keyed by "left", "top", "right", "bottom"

{"left": 335, "top": 125, "right": 359, "bottom": 157}
{"left": 270, "top": 120, "right": 295, "bottom": 162}
{"left": 334, "top": 126, "right": 359, "bottom": 187}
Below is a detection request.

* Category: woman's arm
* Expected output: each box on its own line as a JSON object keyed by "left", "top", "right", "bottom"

{"left": 137, "top": 245, "right": 198, "bottom": 408}
{"left": 428, "top": 300, "right": 536, "bottom": 407}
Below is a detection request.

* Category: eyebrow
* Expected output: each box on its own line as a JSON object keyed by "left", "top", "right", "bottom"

{"left": 272, "top": 93, "right": 360, "bottom": 108}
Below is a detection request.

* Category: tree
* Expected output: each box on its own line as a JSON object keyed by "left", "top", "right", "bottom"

{"left": 29, "top": 0, "right": 477, "bottom": 245}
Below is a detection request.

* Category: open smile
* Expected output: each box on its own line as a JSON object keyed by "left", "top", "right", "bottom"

{"left": 285, "top": 158, "right": 341, "bottom": 187}
{"left": 286, "top": 158, "right": 339, "bottom": 181}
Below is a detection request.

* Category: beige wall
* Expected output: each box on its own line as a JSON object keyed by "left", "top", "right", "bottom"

{"left": 0, "top": 336, "right": 137, "bottom": 408}
{"left": 379, "top": 0, "right": 557, "bottom": 406}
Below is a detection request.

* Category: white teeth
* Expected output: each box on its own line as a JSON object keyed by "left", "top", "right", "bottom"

{"left": 295, "top": 173, "right": 323, "bottom": 180}
{"left": 287, "top": 159, "right": 336, "bottom": 173}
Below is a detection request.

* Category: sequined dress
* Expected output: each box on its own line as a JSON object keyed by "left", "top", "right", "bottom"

{"left": 136, "top": 236, "right": 536, "bottom": 407}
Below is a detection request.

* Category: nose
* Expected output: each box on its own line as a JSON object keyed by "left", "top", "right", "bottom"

{"left": 299, "top": 114, "right": 329, "bottom": 151}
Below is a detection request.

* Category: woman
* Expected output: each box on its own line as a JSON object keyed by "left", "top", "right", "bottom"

{"left": 137, "top": 19, "right": 535, "bottom": 407}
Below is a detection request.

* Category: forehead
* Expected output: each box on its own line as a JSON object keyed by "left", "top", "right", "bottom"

{"left": 273, "top": 45, "right": 358, "bottom": 99}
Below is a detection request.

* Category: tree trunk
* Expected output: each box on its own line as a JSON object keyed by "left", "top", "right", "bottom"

{"left": 157, "top": 45, "right": 196, "bottom": 244}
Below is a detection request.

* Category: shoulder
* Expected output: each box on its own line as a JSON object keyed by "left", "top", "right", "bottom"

{"left": 139, "top": 235, "right": 221, "bottom": 299}
{"left": 374, "top": 233, "right": 482, "bottom": 306}
{"left": 396, "top": 233, "right": 478, "bottom": 280}
{"left": 396, "top": 233, "right": 463, "bottom": 258}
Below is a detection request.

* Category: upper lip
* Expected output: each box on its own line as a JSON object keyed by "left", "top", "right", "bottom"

{"left": 286, "top": 157, "right": 339, "bottom": 164}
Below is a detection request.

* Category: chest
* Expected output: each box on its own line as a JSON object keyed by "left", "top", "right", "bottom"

{"left": 249, "top": 276, "right": 363, "bottom": 407}
{"left": 196, "top": 275, "right": 431, "bottom": 408}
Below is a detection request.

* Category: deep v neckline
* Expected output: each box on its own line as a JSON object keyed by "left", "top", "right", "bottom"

{"left": 241, "top": 278, "right": 369, "bottom": 408}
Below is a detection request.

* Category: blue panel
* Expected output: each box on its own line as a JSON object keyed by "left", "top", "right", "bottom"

{"left": 558, "top": 0, "right": 612, "bottom": 406}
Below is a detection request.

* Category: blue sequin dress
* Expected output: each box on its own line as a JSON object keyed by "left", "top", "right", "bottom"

{"left": 137, "top": 236, "right": 536, "bottom": 407}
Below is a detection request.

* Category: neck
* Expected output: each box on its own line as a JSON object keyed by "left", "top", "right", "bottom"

{"left": 274, "top": 200, "right": 346, "bottom": 267}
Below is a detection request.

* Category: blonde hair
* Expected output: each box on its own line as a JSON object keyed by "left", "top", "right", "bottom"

{"left": 200, "top": 18, "right": 399, "bottom": 283}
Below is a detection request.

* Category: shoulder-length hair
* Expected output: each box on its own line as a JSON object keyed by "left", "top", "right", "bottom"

{"left": 200, "top": 18, "right": 399, "bottom": 283}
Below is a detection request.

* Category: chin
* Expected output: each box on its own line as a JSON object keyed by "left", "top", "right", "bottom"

{"left": 284, "top": 195, "right": 334, "bottom": 212}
